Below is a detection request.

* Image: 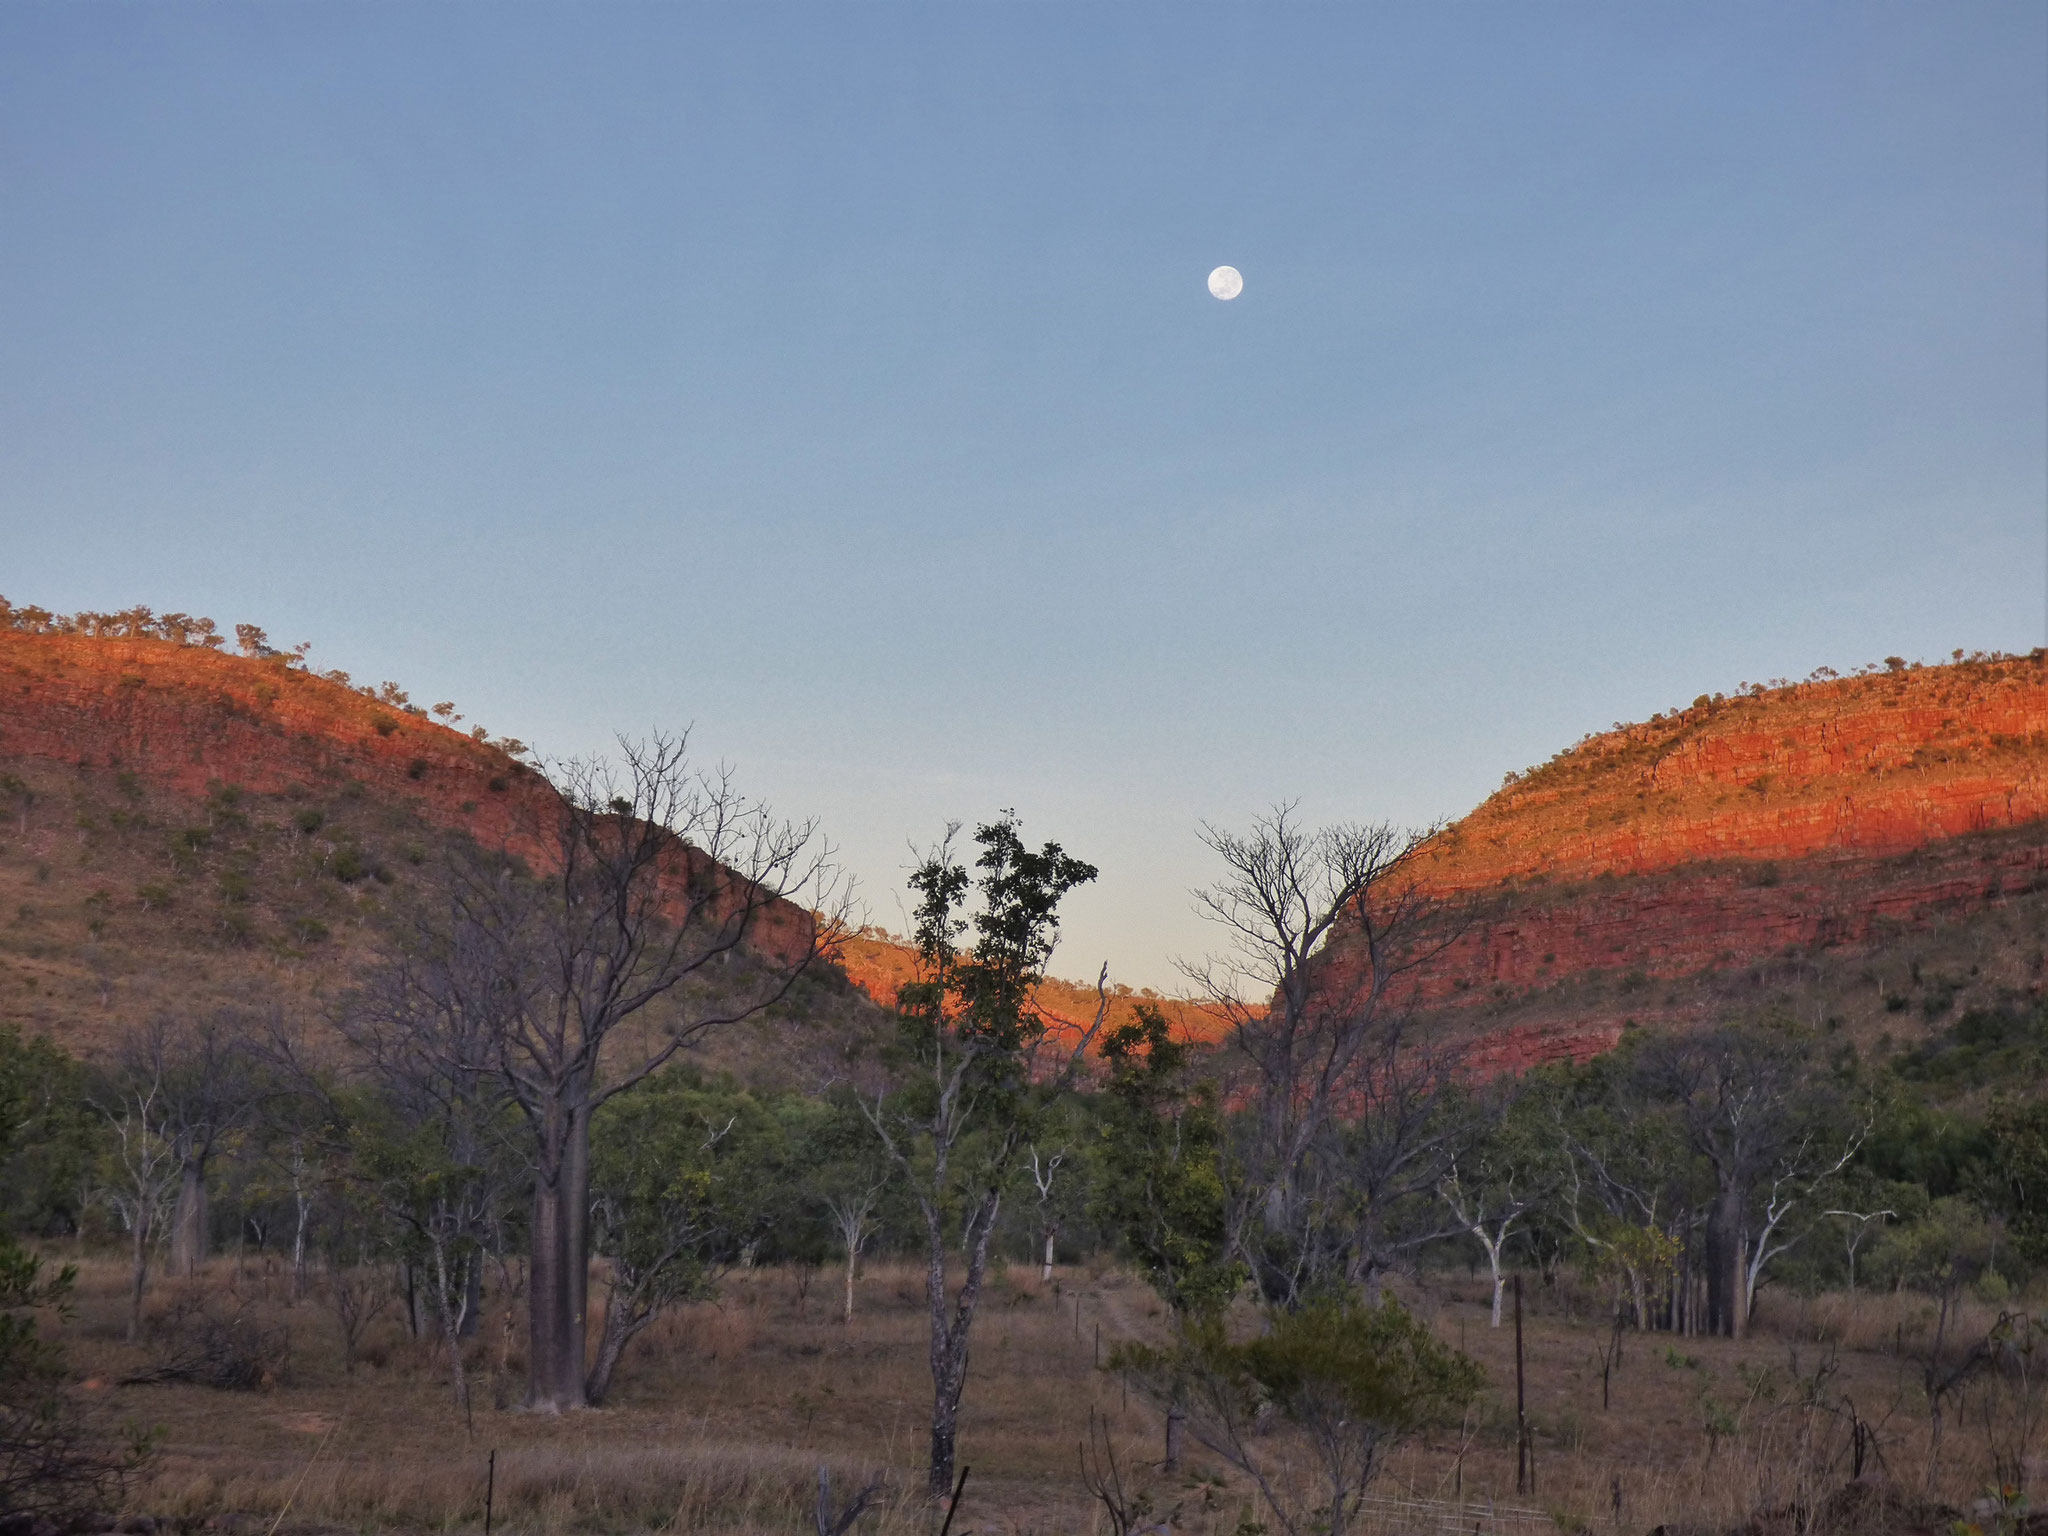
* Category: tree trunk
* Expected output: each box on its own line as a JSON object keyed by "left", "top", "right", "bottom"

{"left": 1041, "top": 1228, "right": 1056, "bottom": 1283}
{"left": 460, "top": 1253, "right": 483, "bottom": 1338}
{"left": 584, "top": 1281, "right": 636, "bottom": 1406}
{"left": 170, "top": 1156, "right": 208, "bottom": 1277}
{"left": 843, "top": 1244, "right": 858, "bottom": 1324}
{"left": 926, "top": 1191, "right": 1000, "bottom": 1501}
{"left": 528, "top": 1175, "right": 571, "bottom": 1411}
{"left": 563, "top": 1107, "right": 591, "bottom": 1402}
{"left": 290, "top": 1187, "right": 309, "bottom": 1304}
{"left": 428, "top": 1233, "right": 471, "bottom": 1419}
{"left": 1487, "top": 1250, "right": 1506, "bottom": 1328}
{"left": 1705, "top": 1186, "right": 1746, "bottom": 1338}
{"left": 528, "top": 1108, "right": 593, "bottom": 1412}
{"left": 1164, "top": 1403, "right": 1186, "bottom": 1473}
{"left": 127, "top": 1212, "right": 151, "bottom": 1342}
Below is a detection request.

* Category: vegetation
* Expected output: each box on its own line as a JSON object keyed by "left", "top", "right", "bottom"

{"left": 0, "top": 611, "right": 2044, "bottom": 1530}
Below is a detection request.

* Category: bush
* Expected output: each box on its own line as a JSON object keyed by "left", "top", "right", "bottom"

{"left": 120, "top": 1294, "right": 290, "bottom": 1392}
{"left": 2, "top": 1236, "right": 150, "bottom": 1520}
{"left": 1117, "top": 1297, "right": 1481, "bottom": 1536}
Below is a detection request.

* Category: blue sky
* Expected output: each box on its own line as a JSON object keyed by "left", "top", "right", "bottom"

{"left": 4, "top": 4, "right": 2044, "bottom": 986}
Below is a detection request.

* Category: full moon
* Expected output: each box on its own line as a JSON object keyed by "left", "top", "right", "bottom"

{"left": 1207, "top": 265, "right": 1244, "bottom": 300}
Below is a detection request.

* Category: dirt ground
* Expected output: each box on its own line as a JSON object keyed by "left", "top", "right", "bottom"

{"left": 37, "top": 1250, "right": 2028, "bottom": 1536}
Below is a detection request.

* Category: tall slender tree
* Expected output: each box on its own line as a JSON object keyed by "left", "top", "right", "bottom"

{"left": 864, "top": 814, "right": 1105, "bottom": 1500}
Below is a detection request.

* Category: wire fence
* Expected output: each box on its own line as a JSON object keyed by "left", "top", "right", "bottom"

{"left": 1349, "top": 1492, "right": 1558, "bottom": 1536}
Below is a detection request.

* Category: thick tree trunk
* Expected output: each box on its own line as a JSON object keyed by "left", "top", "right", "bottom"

{"left": 843, "top": 1245, "right": 858, "bottom": 1324}
{"left": 1164, "top": 1403, "right": 1186, "bottom": 1473}
{"left": 1041, "top": 1228, "right": 1056, "bottom": 1283}
{"left": 1704, "top": 1186, "right": 1746, "bottom": 1338}
{"left": 170, "top": 1156, "right": 208, "bottom": 1277}
{"left": 563, "top": 1110, "right": 590, "bottom": 1395}
{"left": 528, "top": 1176, "right": 571, "bottom": 1410}
{"left": 527, "top": 1107, "right": 593, "bottom": 1412}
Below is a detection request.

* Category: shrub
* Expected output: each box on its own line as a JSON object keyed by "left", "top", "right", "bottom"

{"left": 119, "top": 1294, "right": 290, "bottom": 1392}
{"left": 1117, "top": 1298, "right": 1481, "bottom": 1536}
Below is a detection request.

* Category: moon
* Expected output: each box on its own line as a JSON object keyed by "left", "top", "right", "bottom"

{"left": 1207, "top": 265, "right": 1244, "bottom": 301}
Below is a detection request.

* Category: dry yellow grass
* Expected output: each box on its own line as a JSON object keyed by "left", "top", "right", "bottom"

{"left": 33, "top": 1250, "right": 2032, "bottom": 1535}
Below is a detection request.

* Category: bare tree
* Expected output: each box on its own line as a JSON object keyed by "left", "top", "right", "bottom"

{"left": 1182, "top": 805, "right": 1462, "bottom": 1306}
{"left": 370, "top": 733, "right": 846, "bottom": 1412}
{"left": 337, "top": 911, "right": 520, "bottom": 1417}
{"left": 88, "top": 1037, "right": 180, "bottom": 1342}
{"left": 1027, "top": 1144, "right": 1067, "bottom": 1282}
{"left": 824, "top": 1179, "right": 887, "bottom": 1324}
{"left": 131, "top": 1011, "right": 271, "bottom": 1277}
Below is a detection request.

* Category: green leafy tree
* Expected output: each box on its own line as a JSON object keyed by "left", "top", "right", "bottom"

{"left": 0, "top": 1029, "right": 99, "bottom": 1238}
{"left": 1094, "top": 1004, "right": 1240, "bottom": 1470}
{"left": 2, "top": 1049, "right": 149, "bottom": 1519}
{"left": 864, "top": 813, "right": 1104, "bottom": 1501}
{"left": 1988, "top": 1096, "right": 2048, "bottom": 1268}
{"left": 585, "top": 1070, "right": 799, "bottom": 1403}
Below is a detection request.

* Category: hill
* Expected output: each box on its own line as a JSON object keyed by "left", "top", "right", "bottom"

{"left": 5, "top": 604, "right": 2043, "bottom": 1080}
{"left": 1372, "top": 652, "right": 2048, "bottom": 1070}
{"left": 0, "top": 610, "right": 876, "bottom": 1078}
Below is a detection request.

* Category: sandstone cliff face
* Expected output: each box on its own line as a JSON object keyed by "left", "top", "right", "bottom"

{"left": 1369, "top": 655, "right": 2048, "bottom": 1067}
{"left": 0, "top": 629, "right": 553, "bottom": 851}
{"left": 1422, "top": 657, "right": 2047, "bottom": 888}
{"left": 0, "top": 628, "right": 816, "bottom": 975}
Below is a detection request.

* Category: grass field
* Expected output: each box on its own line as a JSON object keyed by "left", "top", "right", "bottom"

{"left": 38, "top": 1251, "right": 2027, "bottom": 1536}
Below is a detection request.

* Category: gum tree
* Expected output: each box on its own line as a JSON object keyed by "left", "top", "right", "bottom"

{"left": 864, "top": 813, "right": 1105, "bottom": 1501}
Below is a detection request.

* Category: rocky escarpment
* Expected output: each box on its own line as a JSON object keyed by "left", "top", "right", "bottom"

{"left": 1368, "top": 654, "right": 2048, "bottom": 1068}
{"left": 0, "top": 623, "right": 829, "bottom": 1061}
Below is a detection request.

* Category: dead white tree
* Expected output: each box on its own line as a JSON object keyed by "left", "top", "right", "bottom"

{"left": 1027, "top": 1144, "right": 1067, "bottom": 1282}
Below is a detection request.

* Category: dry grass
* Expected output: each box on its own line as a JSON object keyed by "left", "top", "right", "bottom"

{"left": 32, "top": 1251, "right": 2035, "bottom": 1535}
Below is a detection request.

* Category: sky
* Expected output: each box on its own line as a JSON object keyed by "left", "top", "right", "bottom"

{"left": 3, "top": 4, "right": 2044, "bottom": 988}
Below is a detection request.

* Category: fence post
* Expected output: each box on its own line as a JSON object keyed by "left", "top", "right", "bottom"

{"left": 1514, "top": 1275, "right": 1533, "bottom": 1496}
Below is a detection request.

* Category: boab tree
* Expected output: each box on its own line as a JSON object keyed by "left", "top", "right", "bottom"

{"left": 370, "top": 733, "right": 846, "bottom": 1412}
{"left": 1632, "top": 1020, "right": 1864, "bottom": 1337}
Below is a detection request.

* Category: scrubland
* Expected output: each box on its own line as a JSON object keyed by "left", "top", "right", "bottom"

{"left": 37, "top": 1253, "right": 2028, "bottom": 1536}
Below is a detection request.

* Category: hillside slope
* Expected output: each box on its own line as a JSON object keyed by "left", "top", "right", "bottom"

{"left": 0, "top": 621, "right": 870, "bottom": 1076}
{"left": 1375, "top": 654, "right": 2048, "bottom": 1068}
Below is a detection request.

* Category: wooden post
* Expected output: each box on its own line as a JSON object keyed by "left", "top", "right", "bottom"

{"left": 484, "top": 1448, "right": 496, "bottom": 1536}
{"left": 1514, "top": 1274, "right": 1533, "bottom": 1496}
